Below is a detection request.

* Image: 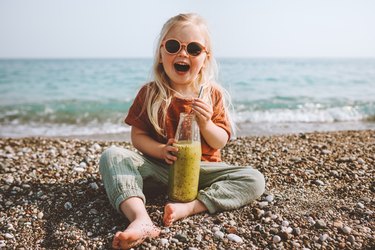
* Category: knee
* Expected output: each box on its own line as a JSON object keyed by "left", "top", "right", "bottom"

{"left": 244, "top": 168, "right": 266, "bottom": 198}
{"left": 99, "top": 146, "right": 132, "bottom": 171}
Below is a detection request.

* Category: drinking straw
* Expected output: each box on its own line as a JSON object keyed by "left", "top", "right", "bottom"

{"left": 189, "top": 86, "right": 203, "bottom": 114}
{"left": 197, "top": 85, "right": 203, "bottom": 99}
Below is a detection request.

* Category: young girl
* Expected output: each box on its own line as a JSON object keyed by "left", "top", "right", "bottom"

{"left": 99, "top": 13, "right": 265, "bottom": 249}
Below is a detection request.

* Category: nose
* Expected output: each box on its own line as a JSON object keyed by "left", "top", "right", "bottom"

{"left": 177, "top": 45, "right": 189, "bottom": 56}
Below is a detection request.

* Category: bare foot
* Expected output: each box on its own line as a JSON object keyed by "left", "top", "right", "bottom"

{"left": 112, "top": 219, "right": 160, "bottom": 249}
{"left": 163, "top": 200, "right": 207, "bottom": 226}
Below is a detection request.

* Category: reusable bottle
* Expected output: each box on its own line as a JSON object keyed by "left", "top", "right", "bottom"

{"left": 168, "top": 112, "right": 202, "bottom": 202}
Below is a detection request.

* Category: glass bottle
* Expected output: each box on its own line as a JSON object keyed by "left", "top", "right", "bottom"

{"left": 168, "top": 112, "right": 202, "bottom": 202}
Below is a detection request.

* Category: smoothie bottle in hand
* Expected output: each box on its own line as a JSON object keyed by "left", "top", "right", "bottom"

{"left": 168, "top": 112, "right": 201, "bottom": 202}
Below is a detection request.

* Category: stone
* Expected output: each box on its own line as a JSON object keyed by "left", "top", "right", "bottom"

{"left": 356, "top": 202, "right": 364, "bottom": 209}
{"left": 293, "top": 227, "right": 301, "bottom": 236}
{"left": 273, "top": 235, "right": 281, "bottom": 243}
{"left": 64, "top": 202, "right": 73, "bottom": 210}
{"left": 258, "top": 201, "right": 268, "bottom": 208}
{"left": 175, "top": 233, "right": 188, "bottom": 243}
{"left": 333, "top": 220, "right": 343, "bottom": 228}
{"left": 214, "top": 231, "right": 224, "bottom": 240}
{"left": 37, "top": 212, "right": 44, "bottom": 219}
{"left": 4, "top": 233, "right": 14, "bottom": 239}
{"left": 314, "top": 180, "right": 325, "bottom": 186}
{"left": 281, "top": 220, "right": 289, "bottom": 227}
{"left": 265, "top": 194, "right": 274, "bottom": 202}
{"left": 348, "top": 235, "right": 355, "bottom": 243}
{"left": 160, "top": 238, "right": 169, "bottom": 246}
{"left": 319, "top": 233, "right": 329, "bottom": 242}
{"left": 342, "top": 226, "right": 352, "bottom": 235}
{"left": 315, "top": 219, "right": 326, "bottom": 229}
{"left": 227, "top": 233, "right": 243, "bottom": 243}
{"left": 89, "top": 182, "right": 99, "bottom": 190}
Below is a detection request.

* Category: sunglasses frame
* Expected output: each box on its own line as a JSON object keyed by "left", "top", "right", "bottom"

{"left": 161, "top": 38, "right": 209, "bottom": 57}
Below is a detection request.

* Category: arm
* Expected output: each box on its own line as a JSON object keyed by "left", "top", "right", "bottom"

{"left": 192, "top": 98, "right": 229, "bottom": 149}
{"left": 131, "top": 126, "right": 178, "bottom": 164}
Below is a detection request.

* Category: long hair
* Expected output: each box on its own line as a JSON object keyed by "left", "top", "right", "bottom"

{"left": 146, "top": 13, "right": 234, "bottom": 137}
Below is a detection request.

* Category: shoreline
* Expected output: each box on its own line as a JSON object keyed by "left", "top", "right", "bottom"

{"left": 2, "top": 121, "right": 374, "bottom": 142}
{"left": 1, "top": 129, "right": 374, "bottom": 249}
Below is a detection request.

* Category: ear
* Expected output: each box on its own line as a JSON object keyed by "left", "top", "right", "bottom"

{"left": 159, "top": 54, "right": 163, "bottom": 64}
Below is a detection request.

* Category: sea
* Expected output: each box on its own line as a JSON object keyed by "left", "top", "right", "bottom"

{"left": 1, "top": 58, "right": 374, "bottom": 140}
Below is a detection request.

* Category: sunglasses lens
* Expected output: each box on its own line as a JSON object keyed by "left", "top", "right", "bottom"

{"left": 187, "top": 42, "right": 203, "bottom": 56}
{"left": 165, "top": 39, "right": 180, "bottom": 54}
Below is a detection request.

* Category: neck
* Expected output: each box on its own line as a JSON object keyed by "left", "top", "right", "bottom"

{"left": 171, "top": 84, "right": 197, "bottom": 99}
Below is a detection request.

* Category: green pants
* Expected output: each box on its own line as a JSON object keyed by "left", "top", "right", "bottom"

{"left": 99, "top": 146, "right": 265, "bottom": 214}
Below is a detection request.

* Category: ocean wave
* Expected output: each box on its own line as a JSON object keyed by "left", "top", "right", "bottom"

{"left": 233, "top": 106, "right": 372, "bottom": 123}
{"left": 0, "top": 122, "right": 130, "bottom": 138}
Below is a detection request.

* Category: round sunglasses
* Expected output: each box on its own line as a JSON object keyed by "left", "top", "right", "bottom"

{"left": 161, "top": 39, "right": 209, "bottom": 57}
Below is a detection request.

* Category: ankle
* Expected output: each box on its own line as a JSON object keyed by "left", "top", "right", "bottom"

{"left": 191, "top": 200, "right": 207, "bottom": 215}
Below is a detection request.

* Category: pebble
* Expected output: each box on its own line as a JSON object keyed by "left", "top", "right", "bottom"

{"left": 307, "top": 217, "right": 316, "bottom": 226}
{"left": 315, "top": 219, "right": 326, "bottom": 229}
{"left": 281, "top": 220, "right": 289, "bottom": 227}
{"left": 174, "top": 233, "right": 188, "bottom": 242}
{"left": 227, "top": 233, "right": 243, "bottom": 243}
{"left": 89, "top": 182, "right": 99, "bottom": 190}
{"left": 228, "top": 220, "right": 236, "bottom": 226}
{"left": 265, "top": 194, "right": 274, "bottom": 202}
{"left": 170, "top": 238, "right": 179, "bottom": 244}
{"left": 214, "top": 231, "right": 225, "bottom": 240}
{"left": 273, "top": 235, "right": 281, "bottom": 243}
{"left": 75, "top": 245, "right": 85, "bottom": 250}
{"left": 321, "top": 149, "right": 331, "bottom": 154}
{"left": 195, "top": 234, "right": 202, "bottom": 241}
{"left": 73, "top": 167, "right": 85, "bottom": 172}
{"left": 284, "top": 227, "right": 293, "bottom": 234}
{"left": 91, "top": 143, "right": 101, "bottom": 152}
{"left": 5, "top": 233, "right": 14, "bottom": 239}
{"left": 293, "top": 227, "right": 301, "bottom": 236}
{"left": 64, "top": 202, "right": 73, "bottom": 210}
{"left": 37, "top": 212, "right": 44, "bottom": 219}
{"left": 348, "top": 235, "right": 355, "bottom": 243}
{"left": 356, "top": 202, "right": 364, "bottom": 209}
{"left": 319, "top": 233, "right": 329, "bottom": 242}
{"left": 1, "top": 131, "right": 373, "bottom": 249}
{"left": 342, "top": 226, "right": 352, "bottom": 235}
{"left": 314, "top": 179, "right": 325, "bottom": 186}
{"left": 357, "top": 158, "right": 365, "bottom": 164}
{"left": 3, "top": 175, "right": 14, "bottom": 184}
{"left": 79, "top": 162, "right": 87, "bottom": 168}
{"left": 160, "top": 238, "right": 169, "bottom": 246}
{"left": 258, "top": 201, "right": 268, "bottom": 208}
{"left": 333, "top": 220, "right": 343, "bottom": 228}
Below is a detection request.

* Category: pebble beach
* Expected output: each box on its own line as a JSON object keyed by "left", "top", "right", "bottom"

{"left": 1, "top": 130, "right": 374, "bottom": 249}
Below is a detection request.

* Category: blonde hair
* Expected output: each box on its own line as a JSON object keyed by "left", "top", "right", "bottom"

{"left": 145, "top": 13, "right": 234, "bottom": 137}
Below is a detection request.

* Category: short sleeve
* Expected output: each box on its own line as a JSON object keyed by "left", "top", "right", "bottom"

{"left": 124, "top": 85, "right": 153, "bottom": 132}
{"left": 211, "top": 88, "right": 231, "bottom": 140}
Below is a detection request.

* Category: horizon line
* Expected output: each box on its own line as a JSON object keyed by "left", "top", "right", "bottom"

{"left": 1, "top": 56, "right": 375, "bottom": 60}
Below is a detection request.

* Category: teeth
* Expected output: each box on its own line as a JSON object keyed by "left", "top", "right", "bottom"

{"left": 174, "top": 62, "right": 190, "bottom": 72}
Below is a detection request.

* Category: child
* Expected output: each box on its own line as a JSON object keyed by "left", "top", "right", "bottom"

{"left": 99, "top": 13, "right": 265, "bottom": 249}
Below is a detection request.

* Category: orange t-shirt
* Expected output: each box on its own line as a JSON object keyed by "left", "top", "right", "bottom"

{"left": 125, "top": 83, "right": 231, "bottom": 162}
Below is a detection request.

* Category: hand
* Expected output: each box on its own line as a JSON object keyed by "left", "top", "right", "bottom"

{"left": 192, "top": 98, "right": 213, "bottom": 128}
{"left": 161, "top": 138, "right": 178, "bottom": 164}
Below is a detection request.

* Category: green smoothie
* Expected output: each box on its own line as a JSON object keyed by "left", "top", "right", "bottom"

{"left": 168, "top": 140, "right": 202, "bottom": 202}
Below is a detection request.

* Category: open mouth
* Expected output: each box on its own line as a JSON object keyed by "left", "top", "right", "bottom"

{"left": 174, "top": 62, "right": 190, "bottom": 72}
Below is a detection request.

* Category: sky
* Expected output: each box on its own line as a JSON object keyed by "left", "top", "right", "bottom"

{"left": 0, "top": 0, "right": 374, "bottom": 58}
